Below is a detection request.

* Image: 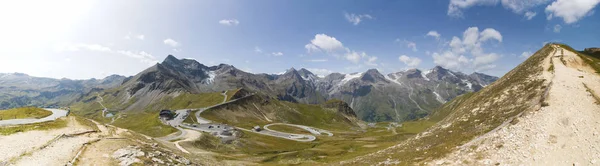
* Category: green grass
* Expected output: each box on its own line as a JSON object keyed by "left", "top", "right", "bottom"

{"left": 111, "top": 112, "right": 177, "bottom": 137}
{"left": 201, "top": 95, "right": 359, "bottom": 131}
{"left": 225, "top": 88, "right": 241, "bottom": 101}
{"left": 343, "top": 44, "right": 553, "bottom": 165}
{"left": 557, "top": 43, "right": 600, "bottom": 75}
{"left": 162, "top": 92, "right": 225, "bottom": 110}
{"left": 0, "top": 107, "right": 53, "bottom": 120}
{"left": 73, "top": 116, "right": 100, "bottom": 131}
{"left": 0, "top": 118, "right": 68, "bottom": 135}
{"left": 548, "top": 58, "right": 555, "bottom": 73}
{"left": 583, "top": 83, "right": 600, "bottom": 105}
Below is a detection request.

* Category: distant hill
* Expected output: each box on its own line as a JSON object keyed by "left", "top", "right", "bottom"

{"left": 86, "top": 55, "right": 496, "bottom": 123}
{"left": 0, "top": 73, "right": 126, "bottom": 109}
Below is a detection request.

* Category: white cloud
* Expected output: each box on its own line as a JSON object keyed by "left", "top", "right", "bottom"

{"left": 398, "top": 55, "right": 422, "bottom": 68}
{"left": 219, "top": 19, "right": 239, "bottom": 26}
{"left": 344, "top": 13, "right": 373, "bottom": 25}
{"left": 433, "top": 51, "right": 471, "bottom": 70}
{"left": 524, "top": 11, "right": 537, "bottom": 20}
{"left": 545, "top": 0, "right": 600, "bottom": 24}
{"left": 553, "top": 24, "right": 562, "bottom": 33}
{"left": 432, "top": 27, "right": 503, "bottom": 72}
{"left": 449, "top": 0, "right": 552, "bottom": 18}
{"left": 305, "top": 43, "right": 320, "bottom": 53}
{"left": 345, "top": 51, "right": 363, "bottom": 63}
{"left": 136, "top": 35, "right": 145, "bottom": 40}
{"left": 365, "top": 56, "right": 378, "bottom": 66}
{"left": 520, "top": 51, "right": 533, "bottom": 58}
{"left": 56, "top": 43, "right": 157, "bottom": 65}
{"left": 501, "top": 0, "right": 552, "bottom": 13}
{"left": 116, "top": 50, "right": 157, "bottom": 65}
{"left": 306, "top": 59, "right": 328, "bottom": 62}
{"left": 304, "top": 33, "right": 376, "bottom": 65}
{"left": 163, "top": 38, "right": 179, "bottom": 47}
{"left": 448, "top": 0, "right": 498, "bottom": 17}
{"left": 426, "top": 31, "right": 441, "bottom": 39}
{"left": 480, "top": 28, "right": 503, "bottom": 42}
{"left": 473, "top": 53, "right": 500, "bottom": 66}
{"left": 305, "top": 34, "right": 345, "bottom": 53}
{"left": 55, "top": 43, "right": 112, "bottom": 52}
{"left": 254, "top": 46, "right": 262, "bottom": 53}
{"left": 306, "top": 68, "right": 334, "bottom": 77}
{"left": 407, "top": 41, "right": 418, "bottom": 52}
{"left": 271, "top": 52, "right": 283, "bottom": 56}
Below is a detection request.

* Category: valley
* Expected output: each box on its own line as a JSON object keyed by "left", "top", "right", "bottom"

{"left": 1, "top": 43, "right": 600, "bottom": 165}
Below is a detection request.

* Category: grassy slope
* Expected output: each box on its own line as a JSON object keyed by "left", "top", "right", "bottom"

{"left": 0, "top": 118, "right": 67, "bottom": 135}
{"left": 0, "top": 107, "right": 53, "bottom": 120}
{"left": 345, "top": 44, "right": 553, "bottom": 165}
{"left": 192, "top": 94, "right": 456, "bottom": 164}
{"left": 225, "top": 88, "right": 241, "bottom": 101}
{"left": 201, "top": 95, "right": 358, "bottom": 131}
{"left": 557, "top": 43, "right": 600, "bottom": 74}
{"left": 70, "top": 90, "right": 226, "bottom": 137}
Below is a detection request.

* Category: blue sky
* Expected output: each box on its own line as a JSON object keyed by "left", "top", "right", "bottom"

{"left": 0, "top": 0, "right": 599, "bottom": 79}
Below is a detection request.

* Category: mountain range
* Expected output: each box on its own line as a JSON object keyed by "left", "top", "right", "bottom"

{"left": 0, "top": 55, "right": 497, "bottom": 122}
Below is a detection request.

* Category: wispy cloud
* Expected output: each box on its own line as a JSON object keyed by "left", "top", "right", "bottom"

{"left": 55, "top": 43, "right": 157, "bottom": 65}
{"left": 426, "top": 31, "right": 441, "bottom": 39}
{"left": 254, "top": 46, "right": 262, "bottom": 53}
{"left": 306, "top": 59, "right": 328, "bottom": 62}
{"left": 219, "top": 19, "right": 240, "bottom": 26}
{"left": 163, "top": 38, "right": 180, "bottom": 47}
{"left": 524, "top": 11, "right": 537, "bottom": 20}
{"left": 271, "top": 52, "right": 283, "bottom": 56}
{"left": 344, "top": 13, "right": 373, "bottom": 25}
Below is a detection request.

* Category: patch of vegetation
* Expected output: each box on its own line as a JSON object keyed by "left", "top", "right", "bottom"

{"left": 201, "top": 95, "right": 359, "bottom": 131}
{"left": 162, "top": 92, "right": 224, "bottom": 110}
{"left": 73, "top": 116, "right": 100, "bottom": 131}
{"left": 345, "top": 44, "right": 553, "bottom": 165}
{"left": 583, "top": 83, "right": 600, "bottom": 105}
{"left": 0, "top": 107, "right": 52, "bottom": 120}
{"left": 548, "top": 58, "right": 555, "bottom": 73}
{"left": 0, "top": 118, "right": 67, "bottom": 135}
{"left": 225, "top": 88, "right": 241, "bottom": 101}
{"left": 557, "top": 43, "right": 600, "bottom": 75}
{"left": 111, "top": 112, "right": 177, "bottom": 137}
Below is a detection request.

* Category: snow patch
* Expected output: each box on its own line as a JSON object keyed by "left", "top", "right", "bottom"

{"left": 462, "top": 79, "right": 472, "bottom": 89}
{"left": 446, "top": 71, "right": 457, "bottom": 78}
{"left": 385, "top": 73, "right": 403, "bottom": 86}
{"left": 339, "top": 72, "right": 363, "bottom": 85}
{"left": 205, "top": 71, "right": 216, "bottom": 84}
{"left": 421, "top": 69, "right": 432, "bottom": 81}
{"left": 433, "top": 91, "right": 446, "bottom": 103}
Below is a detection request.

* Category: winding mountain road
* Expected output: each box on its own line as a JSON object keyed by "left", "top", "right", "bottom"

{"left": 0, "top": 108, "right": 69, "bottom": 126}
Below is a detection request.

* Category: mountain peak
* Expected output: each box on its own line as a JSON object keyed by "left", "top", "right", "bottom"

{"left": 162, "top": 55, "right": 182, "bottom": 66}
{"left": 361, "top": 69, "right": 387, "bottom": 83}
{"left": 432, "top": 66, "right": 448, "bottom": 72}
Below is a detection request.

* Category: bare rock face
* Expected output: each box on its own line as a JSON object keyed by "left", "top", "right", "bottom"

{"left": 112, "top": 146, "right": 144, "bottom": 166}
{"left": 112, "top": 145, "right": 193, "bottom": 166}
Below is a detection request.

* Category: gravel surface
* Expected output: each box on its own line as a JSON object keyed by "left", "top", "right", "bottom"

{"left": 433, "top": 45, "right": 600, "bottom": 165}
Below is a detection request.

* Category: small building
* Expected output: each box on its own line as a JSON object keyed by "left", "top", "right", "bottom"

{"left": 159, "top": 110, "right": 174, "bottom": 120}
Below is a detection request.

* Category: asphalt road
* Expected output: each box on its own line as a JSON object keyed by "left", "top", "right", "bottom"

{"left": 0, "top": 108, "right": 69, "bottom": 126}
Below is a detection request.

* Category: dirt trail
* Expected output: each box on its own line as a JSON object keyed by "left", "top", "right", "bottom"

{"left": 433, "top": 45, "right": 600, "bottom": 165}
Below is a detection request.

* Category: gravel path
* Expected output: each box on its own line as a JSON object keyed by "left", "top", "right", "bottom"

{"left": 434, "top": 45, "right": 600, "bottom": 165}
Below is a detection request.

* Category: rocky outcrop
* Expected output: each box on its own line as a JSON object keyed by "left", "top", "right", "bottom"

{"left": 322, "top": 99, "right": 357, "bottom": 118}
{"left": 112, "top": 145, "right": 192, "bottom": 166}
